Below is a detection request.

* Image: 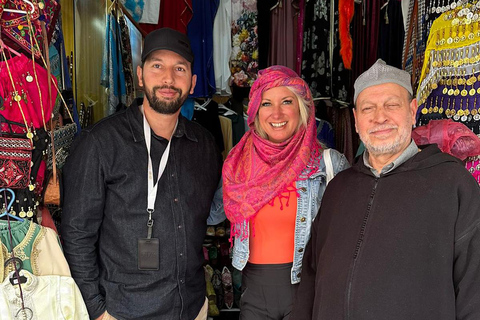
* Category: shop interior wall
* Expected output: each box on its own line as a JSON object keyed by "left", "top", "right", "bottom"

{"left": 73, "top": 0, "right": 108, "bottom": 123}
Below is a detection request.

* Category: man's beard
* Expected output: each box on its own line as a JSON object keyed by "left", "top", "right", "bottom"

{"left": 145, "top": 85, "right": 189, "bottom": 115}
{"left": 360, "top": 123, "right": 411, "bottom": 156}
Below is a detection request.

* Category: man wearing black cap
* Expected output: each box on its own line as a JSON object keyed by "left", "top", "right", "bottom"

{"left": 291, "top": 59, "right": 480, "bottom": 319}
{"left": 62, "top": 28, "right": 222, "bottom": 320}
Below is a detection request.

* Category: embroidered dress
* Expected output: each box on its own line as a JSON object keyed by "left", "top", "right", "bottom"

{"left": 0, "top": 270, "right": 88, "bottom": 320}
{"left": 0, "top": 220, "right": 70, "bottom": 282}
{"left": 301, "top": 0, "right": 351, "bottom": 102}
{"left": 231, "top": 0, "right": 258, "bottom": 87}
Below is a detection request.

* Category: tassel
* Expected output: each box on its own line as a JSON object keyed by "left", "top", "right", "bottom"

{"left": 339, "top": 0, "right": 355, "bottom": 69}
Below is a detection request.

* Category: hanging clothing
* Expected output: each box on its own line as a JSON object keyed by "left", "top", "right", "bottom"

{"left": 316, "top": 119, "right": 335, "bottom": 149}
{"left": 257, "top": 0, "right": 279, "bottom": 69}
{"left": 181, "top": 98, "right": 195, "bottom": 120}
{"left": 231, "top": 0, "right": 259, "bottom": 87}
{"left": 100, "top": 13, "right": 126, "bottom": 116}
{"left": 0, "top": 270, "right": 89, "bottom": 320}
{"left": 118, "top": 14, "right": 135, "bottom": 107}
{"left": 223, "top": 99, "right": 246, "bottom": 146}
{"left": 213, "top": 0, "right": 232, "bottom": 96}
{"left": 187, "top": 0, "right": 219, "bottom": 98}
{"left": 219, "top": 115, "right": 233, "bottom": 160}
{"left": 268, "top": 0, "right": 299, "bottom": 71}
{"left": 377, "top": 0, "right": 405, "bottom": 69}
{"left": 296, "top": 0, "right": 305, "bottom": 74}
{"left": 119, "top": 0, "right": 144, "bottom": 22}
{"left": 301, "top": 0, "right": 352, "bottom": 102}
{"left": 139, "top": 0, "right": 193, "bottom": 34}
{"left": 0, "top": 220, "right": 70, "bottom": 282}
{"left": 0, "top": 54, "right": 56, "bottom": 129}
{"left": 192, "top": 99, "right": 225, "bottom": 152}
{"left": 139, "top": 0, "right": 160, "bottom": 24}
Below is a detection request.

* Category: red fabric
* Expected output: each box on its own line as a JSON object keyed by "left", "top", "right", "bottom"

{"left": 139, "top": 0, "right": 193, "bottom": 35}
{"left": 412, "top": 119, "right": 480, "bottom": 160}
{"left": 339, "top": 0, "right": 354, "bottom": 69}
{"left": 295, "top": 0, "right": 305, "bottom": 74}
{"left": 39, "top": 206, "right": 58, "bottom": 234}
{"left": 0, "top": 54, "right": 56, "bottom": 128}
{"left": 223, "top": 66, "right": 323, "bottom": 241}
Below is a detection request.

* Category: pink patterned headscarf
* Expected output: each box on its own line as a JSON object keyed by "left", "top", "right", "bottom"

{"left": 222, "top": 65, "right": 323, "bottom": 240}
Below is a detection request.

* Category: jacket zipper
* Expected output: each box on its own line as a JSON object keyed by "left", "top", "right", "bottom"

{"left": 345, "top": 178, "right": 379, "bottom": 319}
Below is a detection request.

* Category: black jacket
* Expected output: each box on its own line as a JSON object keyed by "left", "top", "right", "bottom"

{"left": 61, "top": 99, "right": 222, "bottom": 320}
{"left": 291, "top": 145, "right": 480, "bottom": 320}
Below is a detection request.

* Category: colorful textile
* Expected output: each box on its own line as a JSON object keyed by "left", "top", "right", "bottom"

{"left": 223, "top": 66, "right": 323, "bottom": 239}
{"left": 231, "top": 0, "right": 258, "bottom": 87}
{"left": 0, "top": 54, "right": 56, "bottom": 129}
{"left": 100, "top": 13, "right": 126, "bottom": 116}
{"left": 119, "top": 0, "right": 144, "bottom": 22}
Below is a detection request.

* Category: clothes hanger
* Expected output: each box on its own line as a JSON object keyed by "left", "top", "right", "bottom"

{"left": 218, "top": 104, "right": 237, "bottom": 116}
{"left": 0, "top": 188, "right": 23, "bottom": 222}
{"left": 3, "top": 0, "right": 36, "bottom": 14}
{"left": 270, "top": 0, "right": 281, "bottom": 11}
{"left": 0, "top": 38, "right": 21, "bottom": 57}
{"left": 194, "top": 98, "right": 212, "bottom": 111}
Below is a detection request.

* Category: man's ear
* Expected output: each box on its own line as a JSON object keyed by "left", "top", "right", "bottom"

{"left": 353, "top": 107, "right": 359, "bottom": 133}
{"left": 409, "top": 98, "right": 418, "bottom": 125}
{"left": 190, "top": 74, "right": 197, "bottom": 95}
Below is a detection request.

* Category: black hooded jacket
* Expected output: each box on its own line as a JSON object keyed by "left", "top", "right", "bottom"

{"left": 291, "top": 144, "right": 480, "bottom": 320}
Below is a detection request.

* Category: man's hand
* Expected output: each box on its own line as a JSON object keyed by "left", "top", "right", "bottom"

{"left": 95, "top": 312, "right": 105, "bottom": 320}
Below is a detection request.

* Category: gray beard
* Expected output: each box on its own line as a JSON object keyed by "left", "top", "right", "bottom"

{"left": 145, "top": 85, "right": 188, "bottom": 115}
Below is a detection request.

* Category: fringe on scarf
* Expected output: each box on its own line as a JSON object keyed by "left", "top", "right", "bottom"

{"left": 229, "top": 181, "right": 300, "bottom": 244}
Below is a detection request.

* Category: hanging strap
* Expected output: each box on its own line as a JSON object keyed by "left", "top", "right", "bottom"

{"left": 403, "top": 0, "right": 418, "bottom": 85}
{"left": 324, "top": 149, "right": 334, "bottom": 185}
{"left": 142, "top": 106, "right": 177, "bottom": 239}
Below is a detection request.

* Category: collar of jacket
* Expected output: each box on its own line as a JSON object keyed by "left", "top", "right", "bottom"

{"left": 353, "top": 144, "right": 461, "bottom": 177}
{"left": 127, "top": 98, "right": 198, "bottom": 143}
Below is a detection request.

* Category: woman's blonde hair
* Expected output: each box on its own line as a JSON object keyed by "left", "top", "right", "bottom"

{"left": 254, "top": 86, "right": 310, "bottom": 140}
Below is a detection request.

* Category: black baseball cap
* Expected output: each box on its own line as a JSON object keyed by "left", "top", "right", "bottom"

{"left": 141, "top": 28, "right": 194, "bottom": 63}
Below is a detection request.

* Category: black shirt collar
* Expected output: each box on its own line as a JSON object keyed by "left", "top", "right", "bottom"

{"left": 127, "top": 98, "right": 198, "bottom": 143}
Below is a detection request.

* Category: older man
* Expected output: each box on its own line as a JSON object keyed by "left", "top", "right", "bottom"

{"left": 290, "top": 59, "right": 480, "bottom": 319}
{"left": 62, "top": 28, "right": 222, "bottom": 320}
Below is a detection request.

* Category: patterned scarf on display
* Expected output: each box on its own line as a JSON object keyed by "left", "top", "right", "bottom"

{"left": 223, "top": 65, "right": 323, "bottom": 240}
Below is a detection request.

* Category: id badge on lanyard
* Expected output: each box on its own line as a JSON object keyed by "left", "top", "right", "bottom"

{"left": 138, "top": 106, "right": 177, "bottom": 270}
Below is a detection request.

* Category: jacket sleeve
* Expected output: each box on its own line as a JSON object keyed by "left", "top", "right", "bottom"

{"left": 61, "top": 130, "right": 106, "bottom": 319}
{"left": 330, "top": 148, "right": 351, "bottom": 175}
{"left": 208, "top": 178, "right": 226, "bottom": 225}
{"left": 291, "top": 213, "right": 320, "bottom": 319}
{"left": 453, "top": 172, "right": 480, "bottom": 319}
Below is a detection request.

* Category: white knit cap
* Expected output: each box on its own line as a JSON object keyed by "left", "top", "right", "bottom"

{"left": 353, "top": 59, "right": 413, "bottom": 104}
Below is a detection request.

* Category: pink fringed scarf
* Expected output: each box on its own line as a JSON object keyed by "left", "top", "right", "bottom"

{"left": 222, "top": 66, "right": 322, "bottom": 241}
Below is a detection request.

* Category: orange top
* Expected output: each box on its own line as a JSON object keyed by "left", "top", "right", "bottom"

{"left": 248, "top": 190, "right": 297, "bottom": 264}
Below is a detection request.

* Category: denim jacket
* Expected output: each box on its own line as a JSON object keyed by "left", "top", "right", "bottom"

{"left": 210, "top": 149, "right": 350, "bottom": 284}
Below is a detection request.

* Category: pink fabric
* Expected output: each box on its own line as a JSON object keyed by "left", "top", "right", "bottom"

{"left": 295, "top": 0, "right": 305, "bottom": 74}
{"left": 0, "top": 54, "right": 56, "bottom": 129}
{"left": 412, "top": 119, "right": 480, "bottom": 160}
{"left": 222, "top": 65, "right": 322, "bottom": 240}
